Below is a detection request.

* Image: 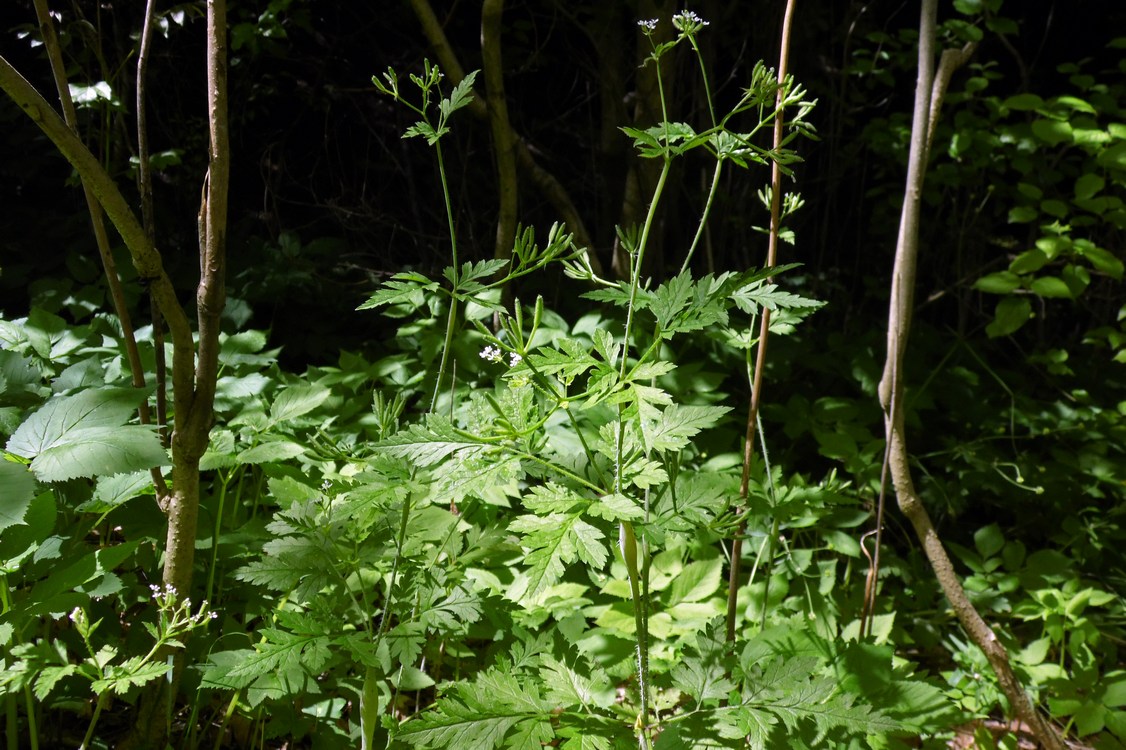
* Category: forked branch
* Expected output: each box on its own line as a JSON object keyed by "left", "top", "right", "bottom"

{"left": 876, "top": 2, "right": 1064, "bottom": 748}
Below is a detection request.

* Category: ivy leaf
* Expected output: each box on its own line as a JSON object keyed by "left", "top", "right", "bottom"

{"left": 7, "top": 388, "right": 167, "bottom": 482}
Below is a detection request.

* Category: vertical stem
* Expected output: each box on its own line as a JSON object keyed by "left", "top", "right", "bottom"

{"left": 726, "top": 0, "right": 798, "bottom": 642}
{"left": 876, "top": 3, "right": 1063, "bottom": 748}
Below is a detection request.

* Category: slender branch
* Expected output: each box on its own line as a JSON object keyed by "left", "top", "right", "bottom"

{"left": 406, "top": 0, "right": 600, "bottom": 272}
{"left": 876, "top": 3, "right": 1064, "bottom": 748}
{"left": 137, "top": 0, "right": 170, "bottom": 451}
{"left": 0, "top": 53, "right": 194, "bottom": 397}
{"left": 481, "top": 0, "right": 517, "bottom": 263}
{"left": 726, "top": 0, "right": 797, "bottom": 643}
{"left": 32, "top": 0, "right": 159, "bottom": 472}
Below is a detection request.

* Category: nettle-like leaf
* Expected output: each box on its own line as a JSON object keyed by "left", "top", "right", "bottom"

{"left": 730, "top": 281, "right": 824, "bottom": 316}
{"left": 6, "top": 388, "right": 167, "bottom": 482}
{"left": 378, "top": 415, "right": 494, "bottom": 466}
{"left": 509, "top": 511, "right": 607, "bottom": 602}
{"left": 357, "top": 272, "right": 440, "bottom": 314}
{"left": 726, "top": 656, "right": 901, "bottom": 749}
{"left": 269, "top": 383, "right": 332, "bottom": 425}
{"left": 0, "top": 460, "right": 36, "bottom": 533}
{"left": 396, "top": 666, "right": 554, "bottom": 749}
{"left": 645, "top": 404, "right": 731, "bottom": 455}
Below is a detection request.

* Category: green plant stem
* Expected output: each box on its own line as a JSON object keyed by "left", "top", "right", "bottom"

{"left": 620, "top": 159, "right": 671, "bottom": 381}
{"left": 23, "top": 683, "right": 38, "bottom": 750}
{"left": 79, "top": 692, "right": 109, "bottom": 750}
{"left": 430, "top": 140, "right": 460, "bottom": 412}
{"left": 680, "top": 159, "right": 723, "bottom": 274}
{"left": 205, "top": 471, "right": 233, "bottom": 606}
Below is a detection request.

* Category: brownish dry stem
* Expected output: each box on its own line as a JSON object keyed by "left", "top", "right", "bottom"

{"left": 877, "top": 2, "right": 1064, "bottom": 748}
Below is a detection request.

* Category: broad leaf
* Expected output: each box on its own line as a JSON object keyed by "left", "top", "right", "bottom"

{"left": 7, "top": 388, "right": 167, "bottom": 482}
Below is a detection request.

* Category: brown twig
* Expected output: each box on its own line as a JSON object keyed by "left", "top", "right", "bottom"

{"left": 876, "top": 2, "right": 1064, "bottom": 748}
{"left": 725, "top": 0, "right": 797, "bottom": 643}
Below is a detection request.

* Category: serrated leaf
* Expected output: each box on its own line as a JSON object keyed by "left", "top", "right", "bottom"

{"left": 237, "top": 440, "right": 306, "bottom": 465}
{"left": 589, "top": 493, "right": 644, "bottom": 521}
{"left": 378, "top": 415, "right": 491, "bottom": 466}
{"left": 7, "top": 389, "right": 167, "bottom": 482}
{"left": 647, "top": 404, "right": 731, "bottom": 454}
{"left": 357, "top": 273, "right": 440, "bottom": 311}
{"left": 0, "top": 460, "right": 36, "bottom": 533}
{"left": 539, "top": 655, "right": 613, "bottom": 710}
{"left": 509, "top": 512, "right": 607, "bottom": 601}
{"left": 270, "top": 384, "right": 332, "bottom": 424}
{"left": 397, "top": 667, "right": 553, "bottom": 749}
{"left": 667, "top": 557, "right": 723, "bottom": 605}
{"left": 730, "top": 282, "right": 824, "bottom": 315}
{"left": 93, "top": 659, "right": 171, "bottom": 694}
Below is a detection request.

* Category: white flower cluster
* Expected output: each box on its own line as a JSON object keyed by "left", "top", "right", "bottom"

{"left": 673, "top": 10, "right": 710, "bottom": 33}
{"left": 480, "top": 346, "right": 522, "bottom": 368}
{"left": 637, "top": 18, "right": 658, "bottom": 32}
{"left": 150, "top": 583, "right": 218, "bottom": 624}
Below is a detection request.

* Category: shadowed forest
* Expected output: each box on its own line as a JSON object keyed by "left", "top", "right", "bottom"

{"left": 1, "top": 1, "right": 1125, "bottom": 748}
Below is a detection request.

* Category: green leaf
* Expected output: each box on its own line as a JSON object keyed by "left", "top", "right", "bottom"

{"left": 6, "top": 388, "right": 167, "bottom": 482}
{"left": 270, "top": 384, "right": 332, "bottom": 424}
{"left": 509, "top": 512, "right": 607, "bottom": 602}
{"left": 647, "top": 404, "right": 731, "bottom": 454}
{"left": 973, "top": 524, "right": 1005, "bottom": 559}
{"left": 730, "top": 282, "right": 824, "bottom": 315}
{"left": 357, "top": 273, "right": 440, "bottom": 312}
{"left": 1007, "top": 205, "right": 1038, "bottom": 223}
{"left": 1002, "top": 93, "right": 1044, "bottom": 111}
{"left": 76, "top": 471, "right": 154, "bottom": 514}
{"left": 539, "top": 655, "right": 613, "bottom": 710}
{"left": 671, "top": 627, "right": 735, "bottom": 706}
{"left": 667, "top": 557, "right": 723, "bottom": 605}
{"left": 1075, "top": 173, "right": 1105, "bottom": 201}
{"left": 93, "top": 658, "right": 171, "bottom": 694}
{"left": 397, "top": 667, "right": 553, "bottom": 748}
{"left": 237, "top": 440, "right": 307, "bottom": 465}
{"left": 1008, "top": 249, "right": 1049, "bottom": 275}
{"left": 441, "top": 69, "right": 479, "bottom": 120}
{"left": 1031, "top": 119, "right": 1073, "bottom": 146}
{"left": 986, "top": 297, "right": 1032, "bottom": 338}
{"left": 1030, "top": 276, "right": 1073, "bottom": 299}
{"left": 977, "top": 269, "right": 1022, "bottom": 292}
{"left": 1076, "top": 244, "right": 1124, "bottom": 279}
{"left": 0, "top": 460, "right": 36, "bottom": 533}
{"left": 378, "top": 416, "right": 491, "bottom": 466}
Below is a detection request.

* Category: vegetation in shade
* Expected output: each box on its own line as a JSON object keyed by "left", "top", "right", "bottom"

{"left": 0, "top": 1, "right": 1124, "bottom": 749}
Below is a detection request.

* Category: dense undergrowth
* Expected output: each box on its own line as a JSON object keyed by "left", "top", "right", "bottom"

{"left": 2, "top": 3, "right": 1126, "bottom": 749}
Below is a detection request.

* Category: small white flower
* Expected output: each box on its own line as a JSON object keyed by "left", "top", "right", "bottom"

{"left": 480, "top": 345, "right": 503, "bottom": 363}
{"left": 637, "top": 18, "right": 658, "bottom": 32}
{"left": 673, "top": 10, "right": 709, "bottom": 32}
{"left": 508, "top": 352, "right": 523, "bottom": 367}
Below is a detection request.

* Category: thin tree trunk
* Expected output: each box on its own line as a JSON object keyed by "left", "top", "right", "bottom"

{"left": 878, "top": 3, "right": 1064, "bottom": 748}
{"left": 481, "top": 0, "right": 517, "bottom": 263}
